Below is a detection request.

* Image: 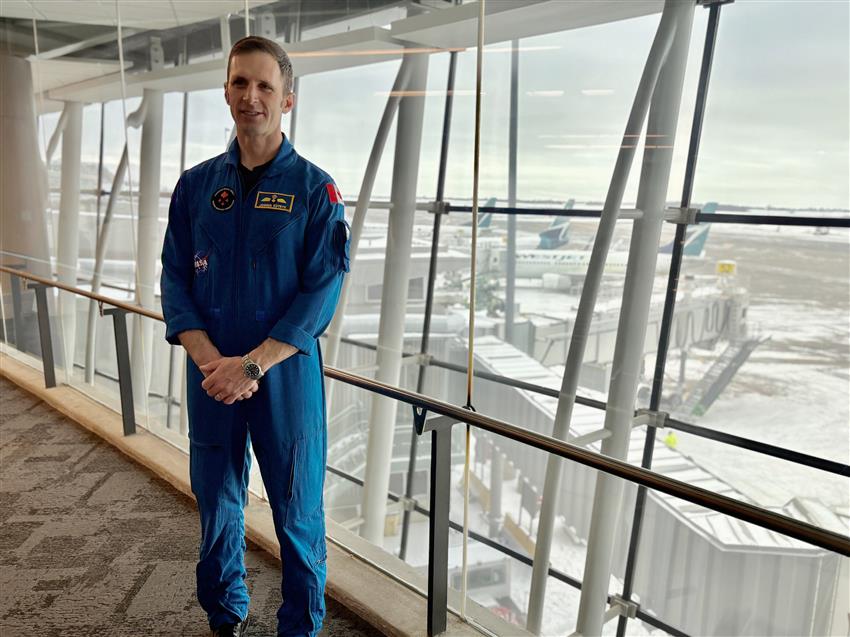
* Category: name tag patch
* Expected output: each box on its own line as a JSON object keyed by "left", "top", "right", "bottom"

{"left": 255, "top": 191, "right": 294, "bottom": 213}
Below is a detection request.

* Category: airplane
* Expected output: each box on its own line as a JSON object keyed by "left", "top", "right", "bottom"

{"left": 536, "top": 199, "right": 574, "bottom": 249}
{"left": 452, "top": 198, "right": 497, "bottom": 236}
{"left": 489, "top": 204, "right": 716, "bottom": 285}
{"left": 447, "top": 198, "right": 581, "bottom": 252}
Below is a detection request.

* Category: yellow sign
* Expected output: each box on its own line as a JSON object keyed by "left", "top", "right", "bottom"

{"left": 716, "top": 260, "right": 736, "bottom": 275}
{"left": 255, "top": 191, "right": 294, "bottom": 213}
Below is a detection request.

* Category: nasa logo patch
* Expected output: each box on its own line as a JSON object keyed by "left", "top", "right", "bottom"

{"left": 194, "top": 251, "right": 209, "bottom": 274}
{"left": 211, "top": 187, "right": 235, "bottom": 211}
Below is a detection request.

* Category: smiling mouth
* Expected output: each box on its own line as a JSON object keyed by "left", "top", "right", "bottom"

{"left": 240, "top": 110, "right": 264, "bottom": 117}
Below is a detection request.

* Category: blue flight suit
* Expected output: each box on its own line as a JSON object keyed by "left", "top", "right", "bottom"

{"left": 160, "top": 135, "right": 349, "bottom": 635}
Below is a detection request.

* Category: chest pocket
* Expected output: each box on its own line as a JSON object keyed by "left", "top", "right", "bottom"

{"left": 248, "top": 207, "right": 306, "bottom": 321}
{"left": 192, "top": 221, "right": 233, "bottom": 314}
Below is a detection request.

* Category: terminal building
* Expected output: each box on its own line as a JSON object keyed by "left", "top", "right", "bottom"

{"left": 0, "top": 1, "right": 848, "bottom": 636}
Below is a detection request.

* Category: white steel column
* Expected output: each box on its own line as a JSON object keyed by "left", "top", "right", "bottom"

{"left": 56, "top": 101, "right": 83, "bottom": 378}
{"left": 324, "top": 57, "right": 413, "bottom": 369}
{"left": 576, "top": 3, "right": 695, "bottom": 635}
{"left": 0, "top": 54, "right": 52, "bottom": 321}
{"left": 360, "top": 50, "right": 429, "bottom": 546}
{"left": 131, "top": 88, "right": 164, "bottom": 409}
{"left": 84, "top": 91, "right": 146, "bottom": 383}
{"left": 525, "top": 3, "right": 684, "bottom": 632}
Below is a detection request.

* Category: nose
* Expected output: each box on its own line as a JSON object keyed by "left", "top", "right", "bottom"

{"left": 242, "top": 83, "right": 260, "bottom": 103}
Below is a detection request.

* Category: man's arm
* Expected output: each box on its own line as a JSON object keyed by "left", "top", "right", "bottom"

{"left": 178, "top": 329, "right": 221, "bottom": 372}
{"left": 161, "top": 176, "right": 208, "bottom": 345}
{"left": 265, "top": 181, "right": 349, "bottom": 355}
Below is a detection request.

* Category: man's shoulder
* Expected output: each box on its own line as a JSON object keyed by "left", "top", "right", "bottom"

{"left": 293, "top": 153, "right": 337, "bottom": 192}
{"left": 181, "top": 152, "right": 229, "bottom": 184}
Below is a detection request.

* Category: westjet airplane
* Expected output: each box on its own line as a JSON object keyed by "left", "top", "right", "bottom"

{"left": 448, "top": 198, "right": 579, "bottom": 251}
{"left": 492, "top": 204, "right": 716, "bottom": 282}
{"left": 536, "top": 199, "right": 574, "bottom": 249}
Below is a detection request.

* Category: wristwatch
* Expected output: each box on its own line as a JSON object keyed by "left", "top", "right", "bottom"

{"left": 241, "top": 355, "right": 264, "bottom": 380}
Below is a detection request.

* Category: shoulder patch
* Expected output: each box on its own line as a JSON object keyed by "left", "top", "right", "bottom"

{"left": 326, "top": 183, "right": 344, "bottom": 205}
{"left": 211, "top": 187, "right": 235, "bottom": 211}
{"left": 255, "top": 191, "right": 294, "bottom": 213}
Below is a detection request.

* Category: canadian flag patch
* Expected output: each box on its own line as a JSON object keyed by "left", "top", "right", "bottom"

{"left": 326, "top": 183, "right": 344, "bottom": 205}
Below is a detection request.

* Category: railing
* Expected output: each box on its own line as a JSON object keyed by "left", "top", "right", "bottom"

{"left": 1, "top": 264, "right": 848, "bottom": 637}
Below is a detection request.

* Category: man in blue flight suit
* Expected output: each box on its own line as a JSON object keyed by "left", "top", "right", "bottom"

{"left": 160, "top": 36, "right": 349, "bottom": 637}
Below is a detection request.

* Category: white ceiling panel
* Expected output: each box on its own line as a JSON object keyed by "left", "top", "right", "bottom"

{"left": 30, "top": 57, "right": 127, "bottom": 92}
{"left": 0, "top": 0, "right": 275, "bottom": 29}
{"left": 391, "top": 0, "right": 664, "bottom": 48}
{"left": 45, "top": 26, "right": 407, "bottom": 103}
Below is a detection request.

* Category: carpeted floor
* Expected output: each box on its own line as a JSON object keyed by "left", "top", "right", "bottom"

{"left": 0, "top": 376, "right": 382, "bottom": 637}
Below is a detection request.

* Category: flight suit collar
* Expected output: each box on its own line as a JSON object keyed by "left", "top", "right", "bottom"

{"left": 225, "top": 133, "right": 297, "bottom": 178}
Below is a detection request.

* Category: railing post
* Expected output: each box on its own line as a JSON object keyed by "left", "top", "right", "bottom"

{"left": 428, "top": 426, "right": 451, "bottom": 636}
{"left": 8, "top": 265, "right": 25, "bottom": 348}
{"left": 414, "top": 410, "right": 457, "bottom": 636}
{"left": 27, "top": 283, "right": 56, "bottom": 388}
{"left": 103, "top": 307, "right": 136, "bottom": 436}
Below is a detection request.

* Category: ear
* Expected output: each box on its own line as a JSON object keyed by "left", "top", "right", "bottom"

{"left": 281, "top": 92, "right": 295, "bottom": 115}
{"left": 224, "top": 82, "right": 231, "bottom": 106}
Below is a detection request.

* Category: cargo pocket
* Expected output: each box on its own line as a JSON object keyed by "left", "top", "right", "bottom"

{"left": 284, "top": 432, "right": 326, "bottom": 530}
{"left": 329, "top": 219, "right": 351, "bottom": 273}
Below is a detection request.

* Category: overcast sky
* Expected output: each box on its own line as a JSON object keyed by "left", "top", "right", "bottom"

{"left": 63, "top": 0, "right": 849, "bottom": 211}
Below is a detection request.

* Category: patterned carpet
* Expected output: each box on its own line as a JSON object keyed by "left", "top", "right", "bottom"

{"left": 0, "top": 376, "right": 382, "bottom": 637}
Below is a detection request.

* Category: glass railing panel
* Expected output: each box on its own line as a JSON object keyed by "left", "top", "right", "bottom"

{"left": 659, "top": 221, "right": 849, "bottom": 515}
{"left": 628, "top": 488, "right": 849, "bottom": 637}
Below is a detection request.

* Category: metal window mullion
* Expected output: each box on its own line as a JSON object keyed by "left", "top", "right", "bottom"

{"left": 399, "top": 49, "right": 458, "bottom": 562}
{"left": 617, "top": 4, "right": 723, "bottom": 636}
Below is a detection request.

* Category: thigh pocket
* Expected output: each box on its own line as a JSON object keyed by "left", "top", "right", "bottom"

{"left": 284, "top": 431, "right": 326, "bottom": 529}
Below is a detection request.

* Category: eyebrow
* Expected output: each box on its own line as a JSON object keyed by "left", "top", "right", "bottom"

{"left": 229, "top": 75, "right": 276, "bottom": 88}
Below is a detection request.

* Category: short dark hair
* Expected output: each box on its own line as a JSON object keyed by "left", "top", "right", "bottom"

{"left": 226, "top": 36, "right": 293, "bottom": 94}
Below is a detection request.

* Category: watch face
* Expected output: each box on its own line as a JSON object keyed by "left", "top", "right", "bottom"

{"left": 245, "top": 362, "right": 261, "bottom": 379}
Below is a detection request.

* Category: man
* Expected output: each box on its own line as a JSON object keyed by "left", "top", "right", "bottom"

{"left": 161, "top": 36, "right": 350, "bottom": 637}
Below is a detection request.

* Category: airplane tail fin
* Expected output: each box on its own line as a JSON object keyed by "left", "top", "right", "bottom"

{"left": 536, "top": 198, "right": 575, "bottom": 249}
{"left": 465, "top": 198, "right": 496, "bottom": 227}
{"left": 659, "top": 203, "right": 716, "bottom": 256}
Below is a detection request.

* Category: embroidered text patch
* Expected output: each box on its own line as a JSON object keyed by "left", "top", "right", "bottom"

{"left": 255, "top": 191, "right": 294, "bottom": 213}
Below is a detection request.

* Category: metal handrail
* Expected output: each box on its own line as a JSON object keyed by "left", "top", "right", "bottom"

{"left": 0, "top": 264, "right": 161, "bottom": 320}
{"left": 1, "top": 263, "right": 848, "bottom": 557}
{"left": 339, "top": 334, "right": 850, "bottom": 479}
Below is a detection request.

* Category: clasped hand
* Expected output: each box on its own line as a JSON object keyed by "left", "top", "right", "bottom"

{"left": 200, "top": 356, "right": 258, "bottom": 405}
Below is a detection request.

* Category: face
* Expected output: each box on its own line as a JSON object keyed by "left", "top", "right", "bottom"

{"left": 224, "top": 50, "right": 294, "bottom": 140}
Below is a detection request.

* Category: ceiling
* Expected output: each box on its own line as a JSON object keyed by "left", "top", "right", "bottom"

{"left": 1, "top": 0, "right": 669, "bottom": 109}
{"left": 0, "top": 0, "right": 276, "bottom": 30}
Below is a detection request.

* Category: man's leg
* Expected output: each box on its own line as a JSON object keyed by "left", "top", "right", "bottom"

{"left": 189, "top": 392, "right": 251, "bottom": 629}
{"left": 251, "top": 425, "right": 327, "bottom": 637}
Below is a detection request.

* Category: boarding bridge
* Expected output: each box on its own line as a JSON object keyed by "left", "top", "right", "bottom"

{"left": 441, "top": 336, "right": 844, "bottom": 637}
{"left": 523, "top": 283, "right": 750, "bottom": 394}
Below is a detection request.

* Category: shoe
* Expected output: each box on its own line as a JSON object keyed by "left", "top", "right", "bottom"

{"left": 210, "top": 615, "right": 249, "bottom": 636}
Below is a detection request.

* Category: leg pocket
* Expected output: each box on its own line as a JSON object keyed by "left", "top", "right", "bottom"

{"left": 284, "top": 431, "right": 326, "bottom": 529}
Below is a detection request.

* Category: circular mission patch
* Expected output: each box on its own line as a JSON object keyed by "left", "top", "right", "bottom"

{"left": 211, "top": 187, "right": 235, "bottom": 211}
